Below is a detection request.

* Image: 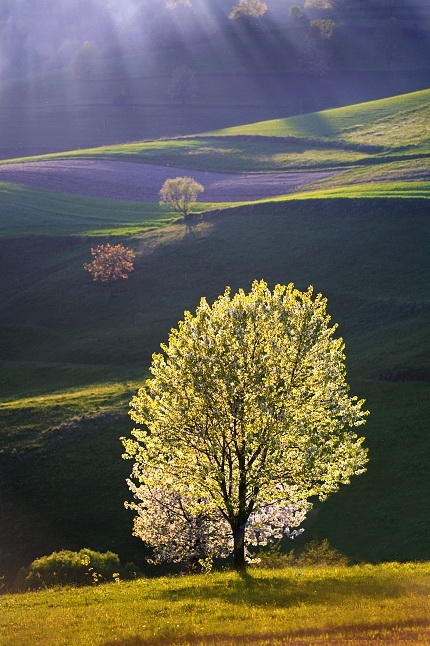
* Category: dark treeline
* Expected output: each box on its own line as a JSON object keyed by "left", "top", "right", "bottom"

{"left": 1, "top": 0, "right": 430, "bottom": 79}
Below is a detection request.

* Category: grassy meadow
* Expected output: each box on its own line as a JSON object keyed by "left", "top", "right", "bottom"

{"left": 2, "top": 564, "right": 430, "bottom": 646}
{"left": 0, "top": 88, "right": 429, "bottom": 637}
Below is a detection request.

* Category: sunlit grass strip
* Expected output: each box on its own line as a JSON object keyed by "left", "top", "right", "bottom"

{"left": 2, "top": 564, "right": 430, "bottom": 646}
{"left": 228, "top": 181, "right": 430, "bottom": 205}
{"left": 0, "top": 379, "right": 141, "bottom": 453}
{"left": 1, "top": 139, "right": 426, "bottom": 175}
{"left": 200, "top": 182, "right": 430, "bottom": 213}
{"left": 283, "top": 181, "right": 430, "bottom": 200}
{"left": 0, "top": 381, "right": 138, "bottom": 410}
{"left": 297, "top": 158, "right": 430, "bottom": 191}
{"left": 0, "top": 139, "right": 214, "bottom": 166}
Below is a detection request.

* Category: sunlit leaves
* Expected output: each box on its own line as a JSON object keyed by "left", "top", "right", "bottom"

{"left": 159, "top": 176, "right": 204, "bottom": 218}
{"left": 123, "top": 280, "right": 368, "bottom": 569}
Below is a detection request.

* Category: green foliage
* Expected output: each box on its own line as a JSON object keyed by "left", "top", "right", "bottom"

{"left": 252, "top": 542, "right": 297, "bottom": 569}
{"left": 290, "top": 4, "right": 305, "bottom": 20}
{"left": 124, "top": 280, "right": 368, "bottom": 570}
{"left": 297, "top": 539, "right": 350, "bottom": 567}
{"left": 159, "top": 176, "right": 205, "bottom": 217}
{"left": 70, "top": 41, "right": 101, "bottom": 80}
{"left": 14, "top": 549, "right": 140, "bottom": 591}
{"left": 167, "top": 65, "right": 198, "bottom": 103}
{"left": 0, "top": 183, "right": 180, "bottom": 237}
{"left": 309, "top": 18, "right": 337, "bottom": 39}
{"left": 254, "top": 539, "right": 349, "bottom": 569}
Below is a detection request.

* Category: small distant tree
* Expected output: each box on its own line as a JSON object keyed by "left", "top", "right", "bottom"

{"left": 289, "top": 4, "right": 305, "bottom": 20}
{"left": 229, "top": 0, "right": 268, "bottom": 20}
{"left": 304, "top": 0, "right": 332, "bottom": 11}
{"left": 159, "top": 176, "right": 204, "bottom": 219}
{"left": 309, "top": 18, "right": 337, "bottom": 40}
{"left": 168, "top": 65, "right": 198, "bottom": 104}
{"left": 301, "top": 19, "right": 337, "bottom": 75}
{"left": 84, "top": 243, "right": 135, "bottom": 294}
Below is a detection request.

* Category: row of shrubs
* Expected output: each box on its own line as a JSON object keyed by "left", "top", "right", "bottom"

{"left": 11, "top": 540, "right": 349, "bottom": 591}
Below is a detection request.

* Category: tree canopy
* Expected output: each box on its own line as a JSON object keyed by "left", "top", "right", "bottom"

{"left": 122, "top": 280, "right": 368, "bottom": 571}
{"left": 84, "top": 243, "right": 135, "bottom": 291}
{"left": 159, "top": 176, "right": 204, "bottom": 218}
{"left": 229, "top": 0, "right": 268, "bottom": 20}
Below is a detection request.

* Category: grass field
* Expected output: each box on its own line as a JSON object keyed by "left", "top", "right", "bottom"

{"left": 2, "top": 564, "right": 430, "bottom": 645}
{"left": 0, "top": 181, "right": 220, "bottom": 237}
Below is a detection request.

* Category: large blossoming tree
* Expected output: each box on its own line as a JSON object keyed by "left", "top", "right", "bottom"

{"left": 122, "top": 280, "right": 368, "bottom": 571}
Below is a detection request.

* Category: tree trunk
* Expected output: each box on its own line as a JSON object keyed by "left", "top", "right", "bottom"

{"left": 232, "top": 523, "right": 246, "bottom": 572}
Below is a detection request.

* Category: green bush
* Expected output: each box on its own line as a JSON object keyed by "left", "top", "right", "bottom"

{"left": 253, "top": 539, "right": 349, "bottom": 569}
{"left": 15, "top": 548, "right": 141, "bottom": 591}
{"left": 251, "top": 542, "right": 296, "bottom": 569}
{"left": 297, "top": 539, "right": 350, "bottom": 567}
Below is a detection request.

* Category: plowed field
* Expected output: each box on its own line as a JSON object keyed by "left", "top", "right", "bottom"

{"left": 0, "top": 159, "right": 335, "bottom": 202}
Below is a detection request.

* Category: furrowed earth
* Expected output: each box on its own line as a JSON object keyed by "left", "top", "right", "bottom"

{"left": 0, "top": 159, "right": 336, "bottom": 202}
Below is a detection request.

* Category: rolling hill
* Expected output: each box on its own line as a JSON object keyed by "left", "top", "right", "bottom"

{"left": 0, "top": 91, "right": 429, "bottom": 586}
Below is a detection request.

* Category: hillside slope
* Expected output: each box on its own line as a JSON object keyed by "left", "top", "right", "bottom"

{"left": 1, "top": 197, "right": 429, "bottom": 582}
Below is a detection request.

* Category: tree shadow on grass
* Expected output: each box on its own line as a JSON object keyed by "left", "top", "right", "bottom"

{"left": 101, "top": 618, "right": 430, "bottom": 646}
{"left": 157, "top": 569, "right": 404, "bottom": 609}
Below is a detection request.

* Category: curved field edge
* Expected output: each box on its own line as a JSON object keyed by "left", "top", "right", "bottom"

{"left": 2, "top": 564, "right": 430, "bottom": 646}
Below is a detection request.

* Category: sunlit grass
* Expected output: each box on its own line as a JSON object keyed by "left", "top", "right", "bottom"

{"left": 211, "top": 89, "right": 430, "bottom": 146}
{"left": 282, "top": 181, "right": 430, "bottom": 200}
{"left": 0, "top": 379, "right": 141, "bottom": 454}
{"left": 2, "top": 564, "right": 430, "bottom": 646}
{"left": 296, "top": 157, "right": 430, "bottom": 191}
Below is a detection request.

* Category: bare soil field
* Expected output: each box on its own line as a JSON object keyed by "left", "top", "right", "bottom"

{"left": 0, "top": 159, "right": 335, "bottom": 202}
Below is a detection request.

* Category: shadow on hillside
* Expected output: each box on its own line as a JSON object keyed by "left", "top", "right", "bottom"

{"left": 101, "top": 618, "right": 430, "bottom": 646}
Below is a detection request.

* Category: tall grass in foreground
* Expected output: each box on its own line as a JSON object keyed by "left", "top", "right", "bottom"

{"left": 2, "top": 563, "right": 430, "bottom": 646}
